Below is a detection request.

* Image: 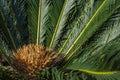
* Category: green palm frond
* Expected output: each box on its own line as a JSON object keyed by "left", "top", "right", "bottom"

{"left": 11, "top": 0, "right": 29, "bottom": 45}
{"left": 0, "top": 0, "right": 28, "bottom": 49}
{"left": 0, "top": 3, "right": 17, "bottom": 50}
{"left": 49, "top": 0, "right": 77, "bottom": 49}
{"left": 27, "top": 0, "right": 38, "bottom": 43}
{"left": 27, "top": 0, "right": 51, "bottom": 45}
{"left": 60, "top": 0, "right": 120, "bottom": 58}
{"left": 64, "top": 12, "right": 120, "bottom": 78}
{"left": 0, "top": 37, "right": 13, "bottom": 66}
{"left": 37, "top": 67, "right": 92, "bottom": 80}
{"left": 65, "top": 32, "right": 120, "bottom": 79}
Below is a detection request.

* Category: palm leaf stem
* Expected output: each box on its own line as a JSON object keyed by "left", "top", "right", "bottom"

{"left": 0, "top": 9, "right": 17, "bottom": 50}
{"left": 36, "top": 0, "right": 42, "bottom": 45}
{"left": 49, "top": 0, "right": 67, "bottom": 48}
{"left": 79, "top": 69, "right": 118, "bottom": 75}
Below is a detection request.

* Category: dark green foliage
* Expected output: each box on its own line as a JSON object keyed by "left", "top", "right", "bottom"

{"left": 0, "top": 65, "right": 23, "bottom": 80}
{"left": 11, "top": 0, "right": 29, "bottom": 45}
{"left": 0, "top": 0, "right": 120, "bottom": 80}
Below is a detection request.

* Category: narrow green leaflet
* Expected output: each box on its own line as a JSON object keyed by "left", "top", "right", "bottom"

{"left": 27, "top": 0, "right": 38, "bottom": 43}
{"left": 11, "top": 0, "right": 29, "bottom": 45}
{"left": 49, "top": 0, "right": 76, "bottom": 49}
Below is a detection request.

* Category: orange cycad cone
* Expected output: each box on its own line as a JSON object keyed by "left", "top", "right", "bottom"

{"left": 13, "top": 44, "right": 56, "bottom": 77}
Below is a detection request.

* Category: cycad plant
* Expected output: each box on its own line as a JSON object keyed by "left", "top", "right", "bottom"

{"left": 0, "top": 0, "right": 120, "bottom": 80}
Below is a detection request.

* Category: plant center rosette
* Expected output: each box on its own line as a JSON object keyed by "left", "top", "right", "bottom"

{"left": 12, "top": 44, "right": 60, "bottom": 77}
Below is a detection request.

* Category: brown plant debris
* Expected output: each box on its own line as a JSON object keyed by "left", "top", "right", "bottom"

{"left": 13, "top": 44, "right": 56, "bottom": 77}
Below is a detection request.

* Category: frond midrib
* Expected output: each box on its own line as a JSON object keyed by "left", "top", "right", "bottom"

{"left": 65, "top": 0, "right": 107, "bottom": 56}
{"left": 68, "top": 3, "right": 120, "bottom": 59}
{"left": 49, "top": 0, "right": 67, "bottom": 48}
{"left": 57, "top": 0, "right": 91, "bottom": 55}
{"left": 0, "top": 9, "right": 17, "bottom": 50}
{"left": 79, "top": 69, "right": 118, "bottom": 75}
{"left": 36, "top": 0, "right": 42, "bottom": 45}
